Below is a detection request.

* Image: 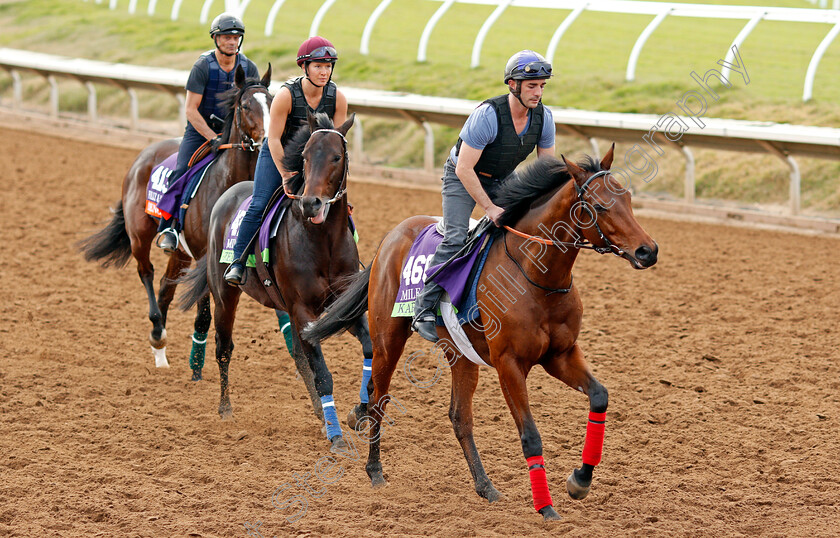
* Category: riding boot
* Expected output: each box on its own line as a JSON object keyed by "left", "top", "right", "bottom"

{"left": 156, "top": 217, "right": 179, "bottom": 254}
{"left": 224, "top": 261, "right": 246, "bottom": 286}
{"left": 412, "top": 283, "right": 443, "bottom": 343}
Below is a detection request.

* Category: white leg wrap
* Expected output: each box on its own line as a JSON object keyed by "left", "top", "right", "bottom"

{"left": 152, "top": 346, "right": 169, "bottom": 368}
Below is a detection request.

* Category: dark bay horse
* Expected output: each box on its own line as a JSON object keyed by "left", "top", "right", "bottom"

{"left": 79, "top": 65, "right": 272, "bottom": 370}
{"left": 180, "top": 112, "right": 372, "bottom": 451}
{"left": 303, "top": 145, "right": 658, "bottom": 519}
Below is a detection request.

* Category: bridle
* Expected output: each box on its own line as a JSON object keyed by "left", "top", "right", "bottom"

{"left": 502, "top": 169, "right": 625, "bottom": 294}
{"left": 283, "top": 128, "right": 349, "bottom": 206}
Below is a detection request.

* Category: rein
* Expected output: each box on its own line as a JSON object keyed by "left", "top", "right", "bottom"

{"left": 502, "top": 169, "right": 625, "bottom": 295}
{"left": 283, "top": 128, "right": 349, "bottom": 205}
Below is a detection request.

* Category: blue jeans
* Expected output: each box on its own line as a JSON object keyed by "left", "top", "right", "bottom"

{"left": 231, "top": 138, "right": 283, "bottom": 264}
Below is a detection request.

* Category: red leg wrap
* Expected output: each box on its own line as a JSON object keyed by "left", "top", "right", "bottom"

{"left": 526, "top": 456, "right": 553, "bottom": 511}
{"left": 581, "top": 411, "right": 606, "bottom": 466}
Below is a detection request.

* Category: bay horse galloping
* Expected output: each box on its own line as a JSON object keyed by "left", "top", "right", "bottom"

{"left": 303, "top": 145, "right": 658, "bottom": 519}
{"left": 180, "top": 112, "right": 371, "bottom": 451}
{"left": 79, "top": 65, "right": 272, "bottom": 371}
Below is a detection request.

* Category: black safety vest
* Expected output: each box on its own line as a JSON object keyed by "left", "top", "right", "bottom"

{"left": 281, "top": 77, "right": 337, "bottom": 145}
{"left": 456, "top": 94, "right": 544, "bottom": 183}
{"left": 197, "top": 51, "right": 250, "bottom": 126}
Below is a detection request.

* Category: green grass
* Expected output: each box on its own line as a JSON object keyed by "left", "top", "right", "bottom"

{"left": 0, "top": 0, "right": 838, "bottom": 214}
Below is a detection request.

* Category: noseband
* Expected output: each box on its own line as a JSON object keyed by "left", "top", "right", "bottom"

{"left": 283, "top": 128, "right": 349, "bottom": 205}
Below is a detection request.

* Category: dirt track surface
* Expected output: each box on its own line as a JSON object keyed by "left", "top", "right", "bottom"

{"left": 2, "top": 127, "right": 839, "bottom": 537}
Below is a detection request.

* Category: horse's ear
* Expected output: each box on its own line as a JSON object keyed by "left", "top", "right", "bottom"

{"left": 307, "top": 109, "right": 318, "bottom": 132}
{"left": 600, "top": 142, "right": 615, "bottom": 170}
{"left": 337, "top": 113, "right": 355, "bottom": 137}
{"left": 561, "top": 154, "right": 586, "bottom": 183}
{"left": 260, "top": 63, "right": 272, "bottom": 88}
{"left": 234, "top": 64, "right": 246, "bottom": 88}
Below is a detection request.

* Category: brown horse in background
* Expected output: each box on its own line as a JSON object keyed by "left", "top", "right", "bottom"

{"left": 303, "top": 145, "right": 658, "bottom": 519}
{"left": 79, "top": 65, "right": 272, "bottom": 371}
{"left": 180, "top": 112, "right": 372, "bottom": 451}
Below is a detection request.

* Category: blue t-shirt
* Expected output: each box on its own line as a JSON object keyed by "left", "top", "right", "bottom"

{"left": 448, "top": 102, "right": 555, "bottom": 164}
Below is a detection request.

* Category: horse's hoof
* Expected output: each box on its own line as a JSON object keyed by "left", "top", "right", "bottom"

{"left": 329, "top": 435, "right": 347, "bottom": 453}
{"left": 347, "top": 404, "right": 365, "bottom": 429}
{"left": 218, "top": 403, "right": 233, "bottom": 420}
{"left": 539, "top": 505, "right": 562, "bottom": 521}
{"left": 567, "top": 472, "right": 591, "bottom": 500}
{"left": 370, "top": 473, "right": 387, "bottom": 489}
{"left": 480, "top": 486, "right": 503, "bottom": 503}
{"left": 191, "top": 369, "right": 202, "bottom": 382}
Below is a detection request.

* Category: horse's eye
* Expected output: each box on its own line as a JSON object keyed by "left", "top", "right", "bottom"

{"left": 594, "top": 204, "right": 607, "bottom": 213}
{"left": 333, "top": 155, "right": 341, "bottom": 163}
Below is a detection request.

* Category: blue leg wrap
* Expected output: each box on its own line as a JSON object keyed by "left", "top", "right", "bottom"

{"left": 320, "top": 395, "right": 342, "bottom": 440}
{"left": 360, "top": 358, "right": 373, "bottom": 404}
{"left": 189, "top": 331, "right": 208, "bottom": 371}
{"left": 276, "top": 311, "right": 294, "bottom": 356}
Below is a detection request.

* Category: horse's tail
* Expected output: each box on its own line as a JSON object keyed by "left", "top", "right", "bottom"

{"left": 179, "top": 255, "right": 209, "bottom": 311}
{"left": 77, "top": 200, "right": 132, "bottom": 268}
{"left": 303, "top": 264, "right": 371, "bottom": 344}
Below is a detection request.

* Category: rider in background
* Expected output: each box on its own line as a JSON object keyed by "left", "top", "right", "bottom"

{"left": 411, "top": 50, "right": 556, "bottom": 342}
{"left": 157, "top": 12, "right": 259, "bottom": 253}
{"left": 223, "top": 36, "right": 348, "bottom": 285}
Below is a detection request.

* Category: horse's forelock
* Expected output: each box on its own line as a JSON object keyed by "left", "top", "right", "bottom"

{"left": 281, "top": 112, "right": 335, "bottom": 177}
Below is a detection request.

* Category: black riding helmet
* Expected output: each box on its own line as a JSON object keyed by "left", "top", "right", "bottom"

{"left": 210, "top": 13, "right": 245, "bottom": 55}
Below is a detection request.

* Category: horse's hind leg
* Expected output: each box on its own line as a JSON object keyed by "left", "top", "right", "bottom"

{"left": 188, "top": 295, "right": 212, "bottom": 381}
{"left": 449, "top": 356, "right": 502, "bottom": 502}
{"left": 345, "top": 314, "right": 373, "bottom": 428}
{"left": 540, "top": 344, "right": 608, "bottom": 501}
{"left": 131, "top": 232, "right": 169, "bottom": 367}
{"left": 213, "top": 286, "right": 241, "bottom": 419}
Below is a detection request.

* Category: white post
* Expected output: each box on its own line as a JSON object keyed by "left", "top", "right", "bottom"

{"left": 418, "top": 0, "right": 456, "bottom": 63}
{"left": 11, "top": 70, "right": 22, "bottom": 109}
{"left": 47, "top": 75, "right": 59, "bottom": 118}
{"left": 721, "top": 12, "right": 765, "bottom": 81}
{"left": 546, "top": 4, "right": 586, "bottom": 66}
{"left": 471, "top": 0, "right": 513, "bottom": 69}
{"left": 361, "top": 0, "right": 394, "bottom": 55}
{"left": 422, "top": 121, "right": 434, "bottom": 173}
{"left": 264, "top": 0, "right": 288, "bottom": 37}
{"left": 803, "top": 22, "right": 840, "bottom": 102}
{"left": 626, "top": 9, "right": 671, "bottom": 82}
{"left": 127, "top": 87, "right": 139, "bottom": 131}
{"left": 85, "top": 81, "right": 97, "bottom": 122}
{"left": 310, "top": 0, "right": 337, "bottom": 38}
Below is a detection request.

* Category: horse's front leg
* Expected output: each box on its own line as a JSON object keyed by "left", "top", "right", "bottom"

{"left": 287, "top": 317, "right": 324, "bottom": 423}
{"left": 290, "top": 308, "right": 345, "bottom": 452}
{"left": 449, "top": 354, "right": 502, "bottom": 502}
{"left": 496, "top": 357, "right": 562, "bottom": 521}
{"left": 345, "top": 314, "right": 373, "bottom": 428}
{"left": 540, "top": 344, "right": 608, "bottom": 501}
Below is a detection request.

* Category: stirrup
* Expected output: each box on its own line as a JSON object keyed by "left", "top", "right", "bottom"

{"left": 154, "top": 228, "right": 179, "bottom": 254}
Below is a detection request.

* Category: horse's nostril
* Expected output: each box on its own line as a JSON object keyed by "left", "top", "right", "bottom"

{"left": 635, "top": 244, "right": 658, "bottom": 266}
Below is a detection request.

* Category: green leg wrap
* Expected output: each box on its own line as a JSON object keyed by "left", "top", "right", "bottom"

{"left": 189, "top": 331, "right": 208, "bottom": 371}
{"left": 277, "top": 311, "right": 294, "bottom": 357}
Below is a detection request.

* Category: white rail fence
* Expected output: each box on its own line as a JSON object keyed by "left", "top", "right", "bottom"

{"left": 1, "top": 48, "right": 839, "bottom": 221}
{"left": 91, "top": 0, "right": 840, "bottom": 102}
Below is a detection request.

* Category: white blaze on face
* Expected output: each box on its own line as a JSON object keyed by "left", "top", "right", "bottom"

{"left": 254, "top": 93, "right": 271, "bottom": 142}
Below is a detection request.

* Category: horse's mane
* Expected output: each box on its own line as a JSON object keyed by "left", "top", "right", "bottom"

{"left": 217, "top": 77, "right": 266, "bottom": 143}
{"left": 494, "top": 155, "right": 602, "bottom": 227}
{"left": 281, "top": 112, "right": 335, "bottom": 196}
